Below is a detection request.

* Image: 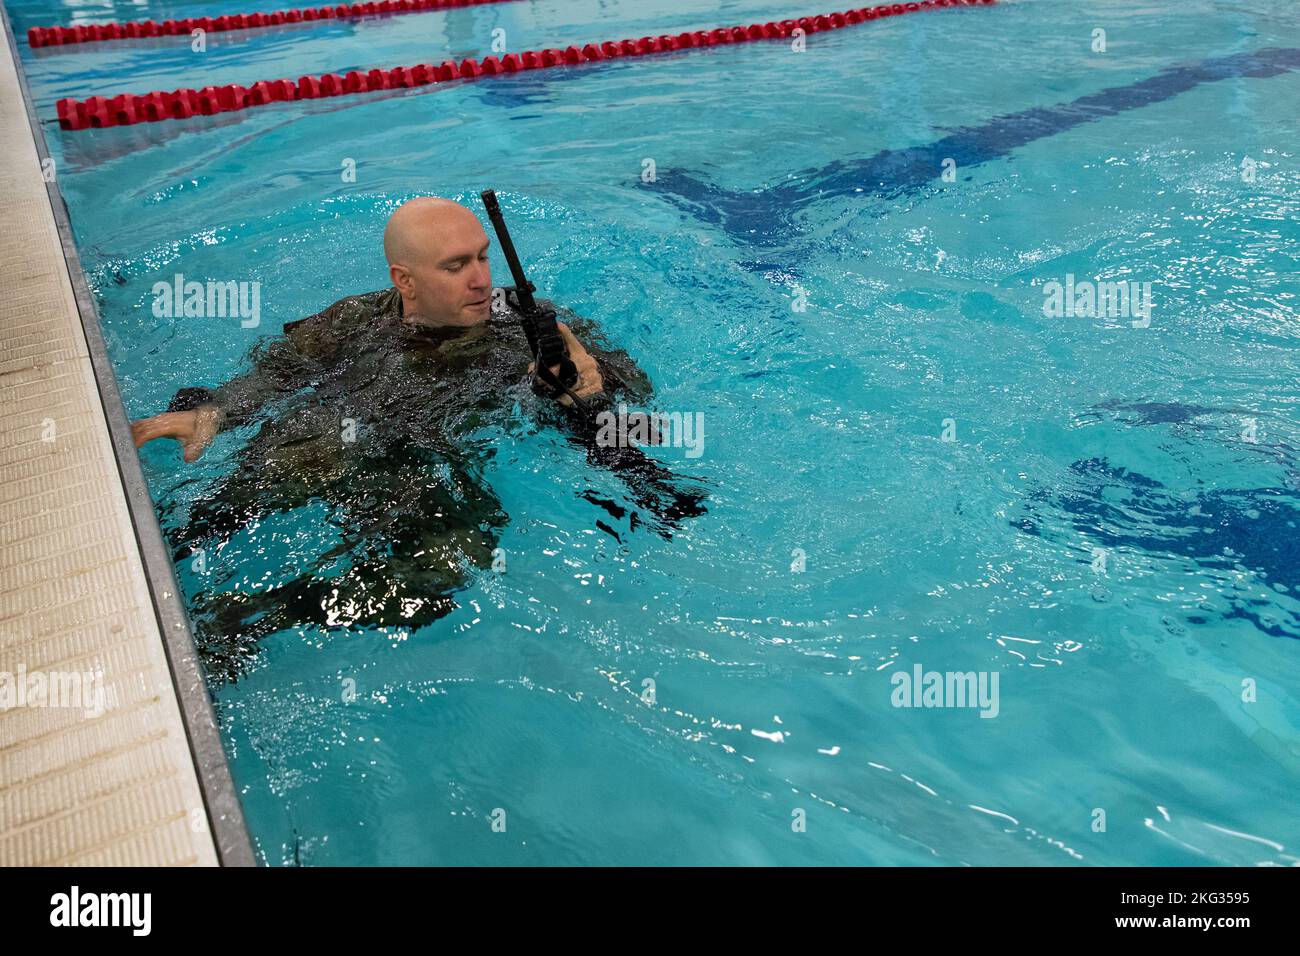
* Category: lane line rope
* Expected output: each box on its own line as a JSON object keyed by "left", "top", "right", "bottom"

{"left": 56, "top": 1, "right": 997, "bottom": 131}
{"left": 30, "top": 0, "right": 520, "bottom": 49}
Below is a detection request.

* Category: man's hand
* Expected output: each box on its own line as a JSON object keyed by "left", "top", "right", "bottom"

{"left": 131, "top": 405, "right": 224, "bottom": 463}
{"left": 529, "top": 321, "right": 604, "bottom": 406}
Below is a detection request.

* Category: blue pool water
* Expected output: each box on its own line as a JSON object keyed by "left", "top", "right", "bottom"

{"left": 10, "top": 0, "right": 1300, "bottom": 864}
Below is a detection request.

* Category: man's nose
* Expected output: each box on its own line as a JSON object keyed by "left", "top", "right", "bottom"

{"left": 470, "top": 260, "right": 490, "bottom": 290}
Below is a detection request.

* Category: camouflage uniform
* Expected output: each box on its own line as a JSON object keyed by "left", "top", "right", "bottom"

{"left": 171, "top": 287, "right": 697, "bottom": 682}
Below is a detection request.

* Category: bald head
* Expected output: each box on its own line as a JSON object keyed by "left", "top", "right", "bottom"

{"left": 384, "top": 196, "right": 493, "bottom": 328}
{"left": 384, "top": 196, "right": 484, "bottom": 269}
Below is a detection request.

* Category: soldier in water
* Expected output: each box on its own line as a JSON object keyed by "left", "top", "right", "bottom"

{"left": 132, "top": 196, "right": 705, "bottom": 681}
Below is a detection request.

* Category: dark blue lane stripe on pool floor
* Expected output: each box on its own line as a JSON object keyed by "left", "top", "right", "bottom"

{"left": 645, "top": 46, "right": 1300, "bottom": 246}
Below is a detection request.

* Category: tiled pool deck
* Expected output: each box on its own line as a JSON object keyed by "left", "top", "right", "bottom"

{"left": 0, "top": 10, "right": 252, "bottom": 866}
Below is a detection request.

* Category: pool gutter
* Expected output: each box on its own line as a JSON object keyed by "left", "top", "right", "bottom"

{"left": 0, "top": 2, "right": 256, "bottom": 867}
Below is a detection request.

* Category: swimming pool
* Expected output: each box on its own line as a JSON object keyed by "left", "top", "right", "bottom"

{"left": 11, "top": 0, "right": 1299, "bottom": 865}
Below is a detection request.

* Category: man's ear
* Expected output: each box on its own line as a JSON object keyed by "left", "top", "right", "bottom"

{"left": 389, "top": 263, "right": 413, "bottom": 295}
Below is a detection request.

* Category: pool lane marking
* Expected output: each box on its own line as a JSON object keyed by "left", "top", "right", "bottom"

{"left": 643, "top": 45, "right": 1300, "bottom": 247}
{"left": 29, "top": 0, "right": 521, "bottom": 49}
{"left": 55, "top": 1, "right": 998, "bottom": 131}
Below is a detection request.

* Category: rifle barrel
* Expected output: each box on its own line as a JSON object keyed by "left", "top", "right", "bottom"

{"left": 480, "top": 190, "right": 537, "bottom": 313}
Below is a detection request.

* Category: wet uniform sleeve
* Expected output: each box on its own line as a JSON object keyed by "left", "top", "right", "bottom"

{"left": 207, "top": 295, "right": 367, "bottom": 428}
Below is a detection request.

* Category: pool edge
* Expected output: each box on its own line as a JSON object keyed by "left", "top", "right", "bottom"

{"left": 0, "top": 3, "right": 257, "bottom": 868}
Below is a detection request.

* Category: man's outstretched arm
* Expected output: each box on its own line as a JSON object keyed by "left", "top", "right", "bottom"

{"left": 131, "top": 404, "right": 225, "bottom": 463}
{"left": 132, "top": 296, "right": 358, "bottom": 460}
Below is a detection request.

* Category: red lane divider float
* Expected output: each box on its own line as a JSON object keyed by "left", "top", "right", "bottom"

{"left": 30, "top": 0, "right": 516, "bottom": 49}
{"left": 56, "top": 0, "right": 996, "bottom": 131}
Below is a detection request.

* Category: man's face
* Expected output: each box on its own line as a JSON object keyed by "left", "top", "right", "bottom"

{"left": 401, "top": 214, "right": 494, "bottom": 327}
